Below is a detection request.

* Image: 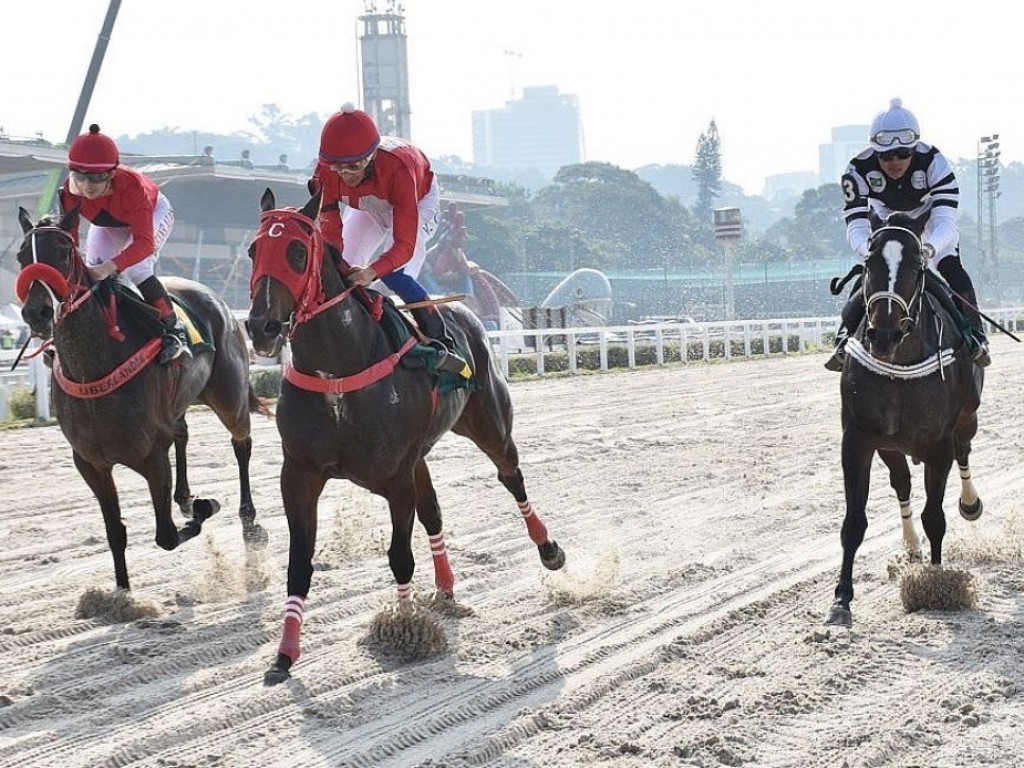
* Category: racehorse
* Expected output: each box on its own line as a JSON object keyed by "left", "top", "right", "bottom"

{"left": 246, "top": 190, "right": 566, "bottom": 684}
{"left": 826, "top": 211, "right": 983, "bottom": 626}
{"left": 15, "top": 207, "right": 269, "bottom": 592}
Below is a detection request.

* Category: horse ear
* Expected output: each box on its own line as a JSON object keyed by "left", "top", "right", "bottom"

{"left": 868, "top": 210, "right": 884, "bottom": 232}
{"left": 58, "top": 205, "right": 80, "bottom": 232}
{"left": 17, "top": 207, "right": 35, "bottom": 234}
{"left": 299, "top": 190, "right": 323, "bottom": 222}
{"left": 260, "top": 188, "right": 276, "bottom": 213}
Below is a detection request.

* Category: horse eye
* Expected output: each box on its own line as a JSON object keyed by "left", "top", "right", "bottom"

{"left": 286, "top": 241, "right": 308, "bottom": 274}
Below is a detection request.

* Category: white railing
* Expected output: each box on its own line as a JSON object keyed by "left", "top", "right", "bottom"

{"left": 486, "top": 316, "right": 840, "bottom": 379}
{"left": 5, "top": 308, "right": 1024, "bottom": 421}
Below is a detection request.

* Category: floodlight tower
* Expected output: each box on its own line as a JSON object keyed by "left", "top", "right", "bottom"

{"left": 358, "top": 0, "right": 411, "bottom": 139}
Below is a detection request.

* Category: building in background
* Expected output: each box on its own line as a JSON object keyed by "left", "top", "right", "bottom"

{"left": 818, "top": 125, "right": 870, "bottom": 186}
{"left": 472, "top": 86, "right": 584, "bottom": 175}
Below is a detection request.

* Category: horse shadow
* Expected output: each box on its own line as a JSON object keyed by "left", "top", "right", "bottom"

{"left": 275, "top": 574, "right": 578, "bottom": 765}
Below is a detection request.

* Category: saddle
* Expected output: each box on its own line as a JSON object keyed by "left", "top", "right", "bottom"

{"left": 110, "top": 280, "right": 214, "bottom": 356}
{"left": 365, "top": 290, "right": 476, "bottom": 393}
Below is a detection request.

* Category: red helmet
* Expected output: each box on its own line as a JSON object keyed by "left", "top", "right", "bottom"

{"left": 319, "top": 103, "right": 380, "bottom": 164}
{"left": 68, "top": 124, "right": 119, "bottom": 172}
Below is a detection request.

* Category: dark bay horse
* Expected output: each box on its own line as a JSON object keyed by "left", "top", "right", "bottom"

{"left": 826, "top": 211, "right": 983, "bottom": 626}
{"left": 15, "top": 207, "right": 269, "bottom": 592}
{"left": 246, "top": 190, "right": 565, "bottom": 684}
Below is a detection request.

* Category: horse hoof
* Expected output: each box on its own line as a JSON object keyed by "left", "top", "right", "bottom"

{"left": 244, "top": 524, "right": 270, "bottom": 550}
{"left": 264, "top": 653, "right": 293, "bottom": 686}
{"left": 264, "top": 665, "right": 291, "bottom": 686}
{"left": 191, "top": 498, "right": 221, "bottom": 523}
{"left": 824, "top": 604, "right": 852, "bottom": 627}
{"left": 960, "top": 498, "right": 983, "bottom": 522}
{"left": 177, "top": 495, "right": 197, "bottom": 518}
{"left": 540, "top": 541, "right": 566, "bottom": 571}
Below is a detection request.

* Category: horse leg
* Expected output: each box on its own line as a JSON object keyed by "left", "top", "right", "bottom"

{"left": 385, "top": 479, "right": 420, "bottom": 604}
{"left": 232, "top": 434, "right": 268, "bottom": 548}
{"left": 955, "top": 409, "right": 982, "bottom": 521}
{"left": 878, "top": 449, "right": 920, "bottom": 561}
{"left": 921, "top": 449, "right": 954, "bottom": 566}
{"left": 413, "top": 459, "right": 455, "bottom": 597}
{"left": 72, "top": 452, "right": 130, "bottom": 590}
{"left": 826, "top": 428, "right": 874, "bottom": 626}
{"left": 265, "top": 458, "right": 327, "bottom": 686}
{"left": 454, "top": 345, "right": 563, "bottom": 569}
{"left": 140, "top": 448, "right": 215, "bottom": 549}
{"left": 171, "top": 417, "right": 195, "bottom": 516}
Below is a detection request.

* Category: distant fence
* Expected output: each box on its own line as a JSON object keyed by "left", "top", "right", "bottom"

{"left": 6, "top": 308, "right": 1024, "bottom": 422}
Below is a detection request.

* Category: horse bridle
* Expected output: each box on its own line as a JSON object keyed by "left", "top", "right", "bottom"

{"left": 249, "top": 208, "right": 356, "bottom": 338}
{"left": 863, "top": 225, "right": 927, "bottom": 333}
{"left": 16, "top": 225, "right": 98, "bottom": 319}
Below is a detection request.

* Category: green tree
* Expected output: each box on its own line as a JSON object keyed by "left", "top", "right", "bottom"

{"left": 692, "top": 120, "right": 722, "bottom": 222}
{"left": 530, "top": 162, "right": 697, "bottom": 272}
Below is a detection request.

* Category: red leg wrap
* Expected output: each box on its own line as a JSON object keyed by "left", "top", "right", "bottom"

{"left": 429, "top": 533, "right": 455, "bottom": 594}
{"left": 518, "top": 500, "right": 549, "bottom": 545}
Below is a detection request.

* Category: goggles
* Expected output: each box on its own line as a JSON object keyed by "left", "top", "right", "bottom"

{"left": 872, "top": 129, "right": 919, "bottom": 148}
{"left": 70, "top": 169, "right": 114, "bottom": 184}
{"left": 329, "top": 155, "right": 373, "bottom": 173}
{"left": 879, "top": 147, "right": 913, "bottom": 161}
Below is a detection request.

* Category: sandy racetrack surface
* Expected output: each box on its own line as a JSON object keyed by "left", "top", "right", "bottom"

{"left": 1, "top": 339, "right": 1023, "bottom": 768}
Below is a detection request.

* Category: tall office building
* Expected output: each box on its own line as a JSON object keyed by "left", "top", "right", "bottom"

{"left": 819, "top": 125, "right": 870, "bottom": 186}
{"left": 472, "top": 86, "right": 584, "bottom": 174}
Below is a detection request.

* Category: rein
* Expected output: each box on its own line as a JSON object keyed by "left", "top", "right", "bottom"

{"left": 251, "top": 208, "right": 399, "bottom": 394}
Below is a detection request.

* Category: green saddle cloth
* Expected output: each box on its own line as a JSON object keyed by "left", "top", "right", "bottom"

{"left": 376, "top": 297, "right": 476, "bottom": 394}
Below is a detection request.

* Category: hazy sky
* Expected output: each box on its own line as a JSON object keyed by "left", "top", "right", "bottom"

{"left": 2, "top": 1, "right": 1019, "bottom": 195}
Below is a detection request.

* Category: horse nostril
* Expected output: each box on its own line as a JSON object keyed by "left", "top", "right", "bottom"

{"left": 22, "top": 304, "right": 53, "bottom": 326}
{"left": 263, "top": 320, "right": 283, "bottom": 337}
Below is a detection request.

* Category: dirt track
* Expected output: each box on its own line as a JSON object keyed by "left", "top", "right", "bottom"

{"left": 1, "top": 339, "right": 1023, "bottom": 768}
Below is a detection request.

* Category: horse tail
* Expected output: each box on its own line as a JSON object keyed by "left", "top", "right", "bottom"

{"left": 249, "top": 386, "right": 274, "bottom": 417}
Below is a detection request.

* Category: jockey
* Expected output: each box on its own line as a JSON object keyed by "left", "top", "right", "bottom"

{"left": 825, "top": 98, "right": 990, "bottom": 371}
{"left": 309, "top": 104, "right": 470, "bottom": 378}
{"left": 60, "top": 124, "right": 191, "bottom": 365}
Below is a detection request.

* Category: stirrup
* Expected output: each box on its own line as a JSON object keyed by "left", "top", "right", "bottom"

{"left": 824, "top": 335, "right": 848, "bottom": 372}
{"left": 159, "top": 332, "right": 192, "bottom": 365}
{"left": 973, "top": 341, "right": 991, "bottom": 368}
{"left": 428, "top": 341, "right": 471, "bottom": 378}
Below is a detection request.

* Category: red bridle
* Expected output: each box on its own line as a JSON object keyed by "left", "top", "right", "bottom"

{"left": 249, "top": 208, "right": 356, "bottom": 334}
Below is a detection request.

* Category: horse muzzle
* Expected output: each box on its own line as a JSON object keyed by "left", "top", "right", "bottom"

{"left": 864, "top": 324, "right": 907, "bottom": 361}
{"left": 245, "top": 315, "right": 287, "bottom": 359}
{"left": 20, "top": 299, "right": 55, "bottom": 339}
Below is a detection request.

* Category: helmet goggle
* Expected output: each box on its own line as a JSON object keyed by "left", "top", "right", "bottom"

{"left": 328, "top": 154, "right": 373, "bottom": 173}
{"left": 70, "top": 169, "right": 114, "bottom": 184}
{"left": 872, "top": 129, "right": 919, "bottom": 148}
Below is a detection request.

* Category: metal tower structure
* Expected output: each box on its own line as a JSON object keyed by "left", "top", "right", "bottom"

{"left": 358, "top": 1, "right": 411, "bottom": 140}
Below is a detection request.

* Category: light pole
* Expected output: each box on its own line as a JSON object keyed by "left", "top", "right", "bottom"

{"left": 977, "top": 135, "right": 1001, "bottom": 303}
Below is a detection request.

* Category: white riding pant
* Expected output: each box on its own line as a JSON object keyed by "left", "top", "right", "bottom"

{"left": 341, "top": 176, "right": 440, "bottom": 279}
{"left": 84, "top": 192, "right": 174, "bottom": 286}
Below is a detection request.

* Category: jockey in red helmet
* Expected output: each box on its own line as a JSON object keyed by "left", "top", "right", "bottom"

{"left": 309, "top": 104, "right": 469, "bottom": 378}
{"left": 61, "top": 124, "right": 191, "bottom": 364}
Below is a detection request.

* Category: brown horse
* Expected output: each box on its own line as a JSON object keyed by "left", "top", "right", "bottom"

{"left": 15, "top": 207, "right": 269, "bottom": 593}
{"left": 246, "top": 190, "right": 565, "bottom": 684}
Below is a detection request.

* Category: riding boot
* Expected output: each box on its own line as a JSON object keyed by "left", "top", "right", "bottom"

{"left": 824, "top": 293, "right": 865, "bottom": 372}
{"left": 935, "top": 259, "right": 990, "bottom": 367}
{"left": 411, "top": 306, "right": 471, "bottom": 378}
{"left": 139, "top": 276, "right": 193, "bottom": 365}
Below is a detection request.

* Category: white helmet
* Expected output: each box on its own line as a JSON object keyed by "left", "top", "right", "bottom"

{"left": 869, "top": 98, "right": 920, "bottom": 152}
